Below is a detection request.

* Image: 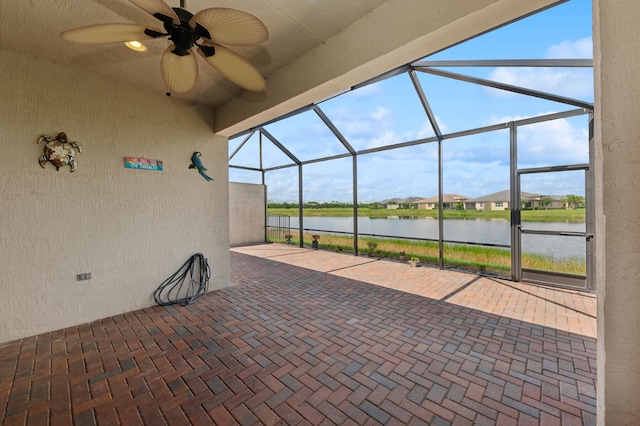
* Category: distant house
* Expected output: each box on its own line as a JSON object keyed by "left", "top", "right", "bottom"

{"left": 398, "top": 197, "right": 422, "bottom": 208}
{"left": 525, "top": 194, "right": 566, "bottom": 209}
{"left": 387, "top": 191, "right": 567, "bottom": 211}
{"left": 416, "top": 194, "right": 468, "bottom": 210}
{"left": 466, "top": 190, "right": 565, "bottom": 211}
{"left": 379, "top": 197, "right": 423, "bottom": 209}
{"left": 465, "top": 190, "right": 512, "bottom": 211}
{"left": 379, "top": 199, "right": 398, "bottom": 209}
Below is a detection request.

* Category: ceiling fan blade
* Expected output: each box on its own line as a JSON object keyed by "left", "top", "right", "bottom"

{"left": 61, "top": 23, "right": 163, "bottom": 44}
{"left": 161, "top": 46, "right": 198, "bottom": 94}
{"left": 191, "top": 8, "right": 268, "bottom": 46}
{"left": 129, "top": 0, "right": 179, "bottom": 25}
{"left": 198, "top": 44, "right": 266, "bottom": 92}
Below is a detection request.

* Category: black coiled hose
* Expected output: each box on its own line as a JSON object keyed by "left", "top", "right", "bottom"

{"left": 153, "top": 253, "right": 210, "bottom": 306}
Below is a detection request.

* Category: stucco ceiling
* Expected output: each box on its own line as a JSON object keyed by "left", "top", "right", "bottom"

{"left": 0, "top": 0, "right": 388, "bottom": 109}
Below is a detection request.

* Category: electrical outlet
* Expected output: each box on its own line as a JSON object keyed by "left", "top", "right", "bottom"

{"left": 77, "top": 273, "right": 92, "bottom": 281}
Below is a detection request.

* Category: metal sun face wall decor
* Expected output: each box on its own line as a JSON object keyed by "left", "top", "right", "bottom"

{"left": 38, "top": 132, "right": 82, "bottom": 172}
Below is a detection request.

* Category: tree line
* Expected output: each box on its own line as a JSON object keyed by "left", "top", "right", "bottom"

{"left": 268, "top": 201, "right": 371, "bottom": 209}
{"left": 527, "top": 194, "right": 585, "bottom": 210}
{"left": 269, "top": 194, "right": 586, "bottom": 210}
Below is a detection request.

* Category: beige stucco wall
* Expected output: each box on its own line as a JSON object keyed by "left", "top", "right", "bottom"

{"left": 229, "top": 182, "right": 266, "bottom": 247}
{"left": 487, "top": 202, "right": 504, "bottom": 211}
{"left": 593, "top": 0, "right": 640, "bottom": 423}
{"left": 0, "top": 50, "right": 230, "bottom": 344}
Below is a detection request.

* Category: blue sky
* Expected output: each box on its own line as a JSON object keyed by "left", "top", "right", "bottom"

{"left": 229, "top": 0, "right": 593, "bottom": 203}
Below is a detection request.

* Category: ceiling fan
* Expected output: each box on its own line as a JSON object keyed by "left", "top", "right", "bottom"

{"left": 61, "top": 0, "right": 268, "bottom": 94}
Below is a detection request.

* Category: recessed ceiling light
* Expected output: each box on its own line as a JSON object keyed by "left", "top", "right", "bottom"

{"left": 125, "top": 41, "right": 147, "bottom": 52}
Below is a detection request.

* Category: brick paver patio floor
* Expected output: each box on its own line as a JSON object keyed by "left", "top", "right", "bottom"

{"left": 0, "top": 243, "right": 597, "bottom": 425}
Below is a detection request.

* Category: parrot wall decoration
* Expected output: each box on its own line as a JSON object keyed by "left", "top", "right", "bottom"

{"left": 189, "top": 152, "right": 214, "bottom": 181}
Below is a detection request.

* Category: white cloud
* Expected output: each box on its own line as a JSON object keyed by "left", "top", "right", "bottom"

{"left": 546, "top": 37, "right": 593, "bottom": 59}
{"left": 329, "top": 105, "right": 393, "bottom": 139}
{"left": 403, "top": 119, "right": 442, "bottom": 141}
{"left": 330, "top": 105, "right": 403, "bottom": 151}
{"left": 356, "top": 155, "right": 439, "bottom": 201}
{"left": 442, "top": 160, "right": 510, "bottom": 198}
{"left": 489, "top": 113, "right": 589, "bottom": 166}
{"left": 518, "top": 119, "right": 589, "bottom": 164}
{"left": 401, "top": 116, "right": 450, "bottom": 141}
{"left": 333, "top": 117, "right": 375, "bottom": 136}
{"left": 436, "top": 117, "right": 449, "bottom": 135}
{"left": 264, "top": 169, "right": 300, "bottom": 202}
{"left": 485, "top": 37, "right": 594, "bottom": 99}
{"left": 487, "top": 67, "right": 593, "bottom": 99}
{"left": 487, "top": 113, "right": 535, "bottom": 126}
{"left": 367, "top": 130, "right": 400, "bottom": 149}
{"left": 370, "top": 106, "right": 392, "bottom": 121}
{"left": 235, "top": 108, "right": 588, "bottom": 202}
{"left": 411, "top": 121, "right": 435, "bottom": 139}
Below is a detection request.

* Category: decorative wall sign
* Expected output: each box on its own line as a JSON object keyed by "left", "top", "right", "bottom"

{"left": 38, "top": 132, "right": 82, "bottom": 172}
{"left": 125, "top": 157, "right": 163, "bottom": 171}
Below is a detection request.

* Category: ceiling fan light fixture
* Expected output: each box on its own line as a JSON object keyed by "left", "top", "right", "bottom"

{"left": 125, "top": 40, "right": 147, "bottom": 52}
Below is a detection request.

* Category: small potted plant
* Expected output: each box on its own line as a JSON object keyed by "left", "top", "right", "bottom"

{"left": 409, "top": 256, "right": 421, "bottom": 267}
{"left": 399, "top": 251, "right": 407, "bottom": 261}
{"left": 311, "top": 234, "right": 320, "bottom": 249}
{"left": 366, "top": 241, "right": 378, "bottom": 257}
{"left": 285, "top": 234, "right": 293, "bottom": 243}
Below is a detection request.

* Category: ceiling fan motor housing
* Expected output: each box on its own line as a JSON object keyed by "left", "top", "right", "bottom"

{"left": 159, "top": 8, "right": 211, "bottom": 56}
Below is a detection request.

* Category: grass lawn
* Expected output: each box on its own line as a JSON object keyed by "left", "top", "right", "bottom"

{"left": 273, "top": 232, "right": 585, "bottom": 276}
{"left": 268, "top": 207, "right": 586, "bottom": 275}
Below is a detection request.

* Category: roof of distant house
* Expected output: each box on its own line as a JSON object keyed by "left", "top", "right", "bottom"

{"left": 415, "top": 194, "right": 469, "bottom": 204}
{"left": 379, "top": 197, "right": 424, "bottom": 204}
{"left": 468, "top": 190, "right": 541, "bottom": 202}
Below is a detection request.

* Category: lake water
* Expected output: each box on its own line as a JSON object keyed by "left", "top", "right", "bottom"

{"left": 290, "top": 216, "right": 586, "bottom": 260}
